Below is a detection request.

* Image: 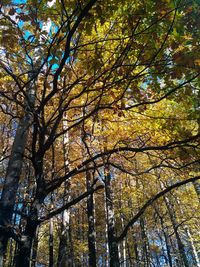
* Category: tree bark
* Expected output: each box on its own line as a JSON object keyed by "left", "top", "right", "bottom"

{"left": 104, "top": 201, "right": 109, "bottom": 267}
{"left": 31, "top": 226, "right": 39, "bottom": 267}
{"left": 194, "top": 100, "right": 200, "bottom": 202}
{"left": 57, "top": 115, "right": 73, "bottom": 267}
{"left": 118, "top": 180, "right": 126, "bottom": 267}
{"left": 160, "top": 215, "right": 173, "bottom": 267}
{"left": 57, "top": 208, "right": 73, "bottom": 267}
{"left": 16, "top": 210, "right": 39, "bottom": 267}
{"left": 163, "top": 196, "right": 190, "bottom": 267}
{"left": 133, "top": 236, "right": 140, "bottom": 267}
{"left": 0, "top": 72, "right": 36, "bottom": 265}
{"left": 104, "top": 165, "right": 120, "bottom": 267}
{"left": 16, "top": 168, "right": 45, "bottom": 267}
{"left": 154, "top": 207, "right": 173, "bottom": 267}
{"left": 86, "top": 169, "right": 97, "bottom": 267}
{"left": 176, "top": 197, "right": 200, "bottom": 267}
{"left": 49, "top": 218, "right": 54, "bottom": 267}
{"left": 140, "top": 217, "right": 150, "bottom": 267}
{"left": 184, "top": 226, "right": 200, "bottom": 267}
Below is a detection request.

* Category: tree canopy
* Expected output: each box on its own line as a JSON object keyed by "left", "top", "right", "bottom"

{"left": 0, "top": 0, "right": 200, "bottom": 266}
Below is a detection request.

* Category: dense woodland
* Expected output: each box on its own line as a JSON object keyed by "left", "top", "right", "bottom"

{"left": 0, "top": 0, "right": 200, "bottom": 266}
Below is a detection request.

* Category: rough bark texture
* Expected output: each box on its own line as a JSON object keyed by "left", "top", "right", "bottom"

{"left": 16, "top": 214, "right": 38, "bottom": 267}
{"left": 16, "top": 180, "right": 44, "bottom": 267}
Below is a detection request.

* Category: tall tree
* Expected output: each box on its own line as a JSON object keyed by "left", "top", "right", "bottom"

{"left": 0, "top": 0, "right": 200, "bottom": 266}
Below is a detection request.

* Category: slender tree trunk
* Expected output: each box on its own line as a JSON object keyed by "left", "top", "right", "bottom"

{"left": 194, "top": 106, "right": 200, "bottom": 202}
{"left": 57, "top": 114, "right": 73, "bottom": 267}
{"left": 12, "top": 242, "right": 19, "bottom": 267}
{"left": 119, "top": 242, "right": 127, "bottom": 266}
{"left": 49, "top": 218, "right": 54, "bottom": 267}
{"left": 163, "top": 196, "right": 190, "bottom": 267}
{"left": 140, "top": 217, "right": 150, "bottom": 267}
{"left": 8, "top": 239, "right": 14, "bottom": 267}
{"left": 6, "top": 209, "right": 18, "bottom": 267}
{"left": 57, "top": 207, "right": 73, "bottom": 267}
{"left": 126, "top": 174, "right": 140, "bottom": 267}
{"left": 86, "top": 169, "right": 97, "bottom": 267}
{"left": 31, "top": 226, "right": 39, "bottom": 267}
{"left": 153, "top": 206, "right": 173, "bottom": 267}
{"left": 76, "top": 206, "right": 84, "bottom": 266}
{"left": 104, "top": 165, "right": 120, "bottom": 267}
{"left": 118, "top": 180, "right": 126, "bottom": 267}
{"left": 184, "top": 226, "right": 200, "bottom": 267}
{"left": 104, "top": 202, "right": 109, "bottom": 267}
{"left": 159, "top": 214, "right": 173, "bottom": 267}
{"left": 133, "top": 238, "right": 140, "bottom": 267}
{"left": 0, "top": 72, "right": 36, "bottom": 265}
{"left": 57, "top": 218, "right": 67, "bottom": 267}
{"left": 176, "top": 197, "right": 200, "bottom": 267}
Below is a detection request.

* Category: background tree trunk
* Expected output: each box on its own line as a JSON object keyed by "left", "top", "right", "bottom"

{"left": 86, "top": 169, "right": 97, "bottom": 267}
{"left": 164, "top": 196, "right": 190, "bottom": 267}
{"left": 49, "top": 218, "right": 54, "bottom": 267}
{"left": 57, "top": 114, "right": 73, "bottom": 267}
{"left": 140, "top": 217, "right": 150, "bottom": 267}
{"left": 104, "top": 165, "right": 120, "bottom": 267}
{"left": 31, "top": 226, "right": 39, "bottom": 267}
{"left": 155, "top": 207, "right": 173, "bottom": 267}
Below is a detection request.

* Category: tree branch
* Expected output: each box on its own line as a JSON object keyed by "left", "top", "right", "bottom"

{"left": 116, "top": 175, "right": 200, "bottom": 242}
{"left": 40, "top": 184, "right": 104, "bottom": 222}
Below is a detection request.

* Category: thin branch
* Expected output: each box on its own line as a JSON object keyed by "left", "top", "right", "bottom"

{"left": 40, "top": 184, "right": 104, "bottom": 221}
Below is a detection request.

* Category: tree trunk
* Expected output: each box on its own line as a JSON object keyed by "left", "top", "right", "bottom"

{"left": 184, "top": 226, "right": 200, "bottom": 267}
{"left": 16, "top": 191, "right": 43, "bottom": 267}
{"left": 158, "top": 210, "right": 173, "bottom": 267}
{"left": 133, "top": 236, "right": 140, "bottom": 267}
{"left": 57, "top": 208, "right": 73, "bottom": 267}
{"left": 57, "top": 112, "right": 74, "bottom": 267}
{"left": 194, "top": 106, "right": 200, "bottom": 202}
{"left": 140, "top": 217, "right": 150, "bottom": 267}
{"left": 49, "top": 218, "right": 54, "bottom": 267}
{"left": 118, "top": 180, "right": 126, "bottom": 267}
{"left": 176, "top": 197, "right": 200, "bottom": 267}
{"left": 163, "top": 196, "right": 190, "bottom": 267}
{"left": 86, "top": 169, "right": 97, "bottom": 267}
{"left": 31, "top": 226, "right": 39, "bottom": 267}
{"left": 16, "top": 217, "right": 38, "bottom": 267}
{"left": 104, "top": 203, "right": 109, "bottom": 267}
{"left": 0, "top": 72, "right": 36, "bottom": 264}
{"left": 104, "top": 165, "right": 120, "bottom": 267}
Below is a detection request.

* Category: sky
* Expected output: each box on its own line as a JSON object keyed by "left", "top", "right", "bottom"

{"left": 12, "top": 0, "right": 26, "bottom": 4}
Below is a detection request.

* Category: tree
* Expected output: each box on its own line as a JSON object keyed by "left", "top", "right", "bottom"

{"left": 0, "top": 0, "right": 200, "bottom": 266}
